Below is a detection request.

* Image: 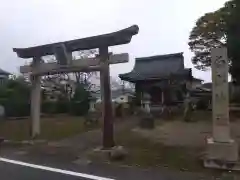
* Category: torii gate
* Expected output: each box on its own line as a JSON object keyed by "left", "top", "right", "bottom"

{"left": 13, "top": 25, "right": 139, "bottom": 148}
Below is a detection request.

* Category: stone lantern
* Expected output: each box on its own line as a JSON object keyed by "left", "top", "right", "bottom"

{"left": 139, "top": 93, "right": 154, "bottom": 129}
{"left": 85, "top": 96, "right": 99, "bottom": 126}
{"left": 89, "top": 96, "right": 97, "bottom": 113}
{"left": 141, "top": 93, "right": 151, "bottom": 113}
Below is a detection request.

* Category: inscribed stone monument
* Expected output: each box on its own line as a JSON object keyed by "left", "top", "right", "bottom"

{"left": 204, "top": 47, "right": 239, "bottom": 169}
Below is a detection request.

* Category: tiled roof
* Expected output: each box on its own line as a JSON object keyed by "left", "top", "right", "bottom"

{"left": 0, "top": 68, "right": 11, "bottom": 75}
{"left": 119, "top": 52, "right": 191, "bottom": 82}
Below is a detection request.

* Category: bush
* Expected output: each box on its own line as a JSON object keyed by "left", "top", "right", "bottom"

{"left": 196, "top": 98, "right": 209, "bottom": 110}
{"left": 69, "top": 84, "right": 90, "bottom": 116}
{"left": 69, "top": 101, "right": 89, "bottom": 116}
{"left": 41, "top": 101, "right": 57, "bottom": 114}
{"left": 41, "top": 101, "right": 70, "bottom": 114}
{"left": 0, "top": 78, "right": 93, "bottom": 117}
{"left": 4, "top": 101, "right": 30, "bottom": 117}
{"left": 56, "top": 101, "right": 69, "bottom": 113}
{"left": 231, "top": 92, "right": 240, "bottom": 103}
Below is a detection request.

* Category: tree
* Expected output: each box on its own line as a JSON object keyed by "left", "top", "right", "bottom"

{"left": 189, "top": 0, "right": 240, "bottom": 83}
{"left": 0, "top": 76, "right": 31, "bottom": 117}
{"left": 41, "top": 49, "right": 99, "bottom": 101}
{"left": 72, "top": 49, "right": 99, "bottom": 92}
{"left": 41, "top": 74, "right": 72, "bottom": 101}
{"left": 188, "top": 10, "right": 226, "bottom": 70}
{"left": 70, "top": 84, "right": 90, "bottom": 116}
{"left": 111, "top": 77, "right": 135, "bottom": 92}
{"left": 226, "top": 0, "right": 240, "bottom": 84}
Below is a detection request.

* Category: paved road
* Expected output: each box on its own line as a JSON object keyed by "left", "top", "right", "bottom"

{"left": 0, "top": 157, "right": 215, "bottom": 180}
{"left": 0, "top": 158, "right": 114, "bottom": 180}
{"left": 0, "top": 147, "right": 222, "bottom": 180}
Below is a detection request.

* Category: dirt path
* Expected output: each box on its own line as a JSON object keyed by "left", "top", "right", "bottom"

{"left": 0, "top": 117, "right": 138, "bottom": 165}
{"left": 133, "top": 119, "right": 240, "bottom": 147}
{"left": 46, "top": 117, "right": 137, "bottom": 151}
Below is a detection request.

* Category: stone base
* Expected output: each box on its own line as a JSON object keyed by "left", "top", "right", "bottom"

{"left": 204, "top": 159, "right": 240, "bottom": 170}
{"left": 92, "top": 146, "right": 128, "bottom": 161}
{"left": 204, "top": 138, "right": 239, "bottom": 170}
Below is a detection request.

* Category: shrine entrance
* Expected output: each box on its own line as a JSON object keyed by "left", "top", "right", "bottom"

{"left": 13, "top": 25, "right": 139, "bottom": 148}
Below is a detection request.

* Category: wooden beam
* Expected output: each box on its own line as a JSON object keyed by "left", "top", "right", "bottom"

{"left": 13, "top": 25, "right": 138, "bottom": 58}
{"left": 32, "top": 65, "right": 102, "bottom": 76}
{"left": 99, "top": 47, "right": 115, "bottom": 148}
{"left": 20, "top": 53, "right": 129, "bottom": 75}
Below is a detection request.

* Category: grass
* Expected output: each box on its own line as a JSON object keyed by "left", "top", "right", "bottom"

{"left": 0, "top": 115, "right": 99, "bottom": 141}
{"left": 113, "top": 130, "right": 240, "bottom": 179}
{"left": 88, "top": 111, "right": 229, "bottom": 174}
{"left": 88, "top": 122, "right": 205, "bottom": 171}
{"left": 114, "top": 131, "right": 204, "bottom": 171}
{"left": 89, "top": 128, "right": 239, "bottom": 179}
{"left": 87, "top": 111, "right": 240, "bottom": 179}
{"left": 110, "top": 111, "right": 207, "bottom": 171}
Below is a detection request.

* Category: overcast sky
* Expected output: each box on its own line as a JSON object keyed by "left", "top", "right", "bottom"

{"left": 1, "top": 0, "right": 227, "bottom": 82}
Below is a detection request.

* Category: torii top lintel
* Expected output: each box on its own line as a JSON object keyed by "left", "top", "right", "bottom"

{"left": 13, "top": 25, "right": 139, "bottom": 59}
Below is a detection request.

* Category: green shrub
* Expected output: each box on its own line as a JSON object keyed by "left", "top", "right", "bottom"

{"left": 231, "top": 92, "right": 240, "bottom": 103}
{"left": 69, "top": 101, "right": 89, "bottom": 116}
{"left": 196, "top": 98, "right": 209, "bottom": 110}
{"left": 41, "top": 101, "right": 57, "bottom": 114}
{"left": 56, "top": 101, "right": 69, "bottom": 113}
{"left": 4, "top": 101, "right": 30, "bottom": 117}
{"left": 69, "top": 84, "right": 90, "bottom": 116}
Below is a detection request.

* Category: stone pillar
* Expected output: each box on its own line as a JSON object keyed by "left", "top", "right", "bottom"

{"left": 30, "top": 57, "right": 42, "bottom": 138}
{"left": 204, "top": 47, "right": 239, "bottom": 169}
{"left": 99, "top": 47, "right": 115, "bottom": 148}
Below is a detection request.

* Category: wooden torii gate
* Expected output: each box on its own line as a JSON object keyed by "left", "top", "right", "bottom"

{"left": 13, "top": 25, "right": 139, "bottom": 148}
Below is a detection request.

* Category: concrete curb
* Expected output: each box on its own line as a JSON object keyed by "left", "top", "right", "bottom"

{"left": 2, "top": 139, "right": 47, "bottom": 146}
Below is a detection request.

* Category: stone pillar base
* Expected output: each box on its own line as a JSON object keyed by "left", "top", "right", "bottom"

{"left": 204, "top": 138, "right": 240, "bottom": 170}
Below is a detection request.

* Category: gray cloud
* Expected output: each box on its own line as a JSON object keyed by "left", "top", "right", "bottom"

{"left": 0, "top": 0, "right": 227, "bottom": 82}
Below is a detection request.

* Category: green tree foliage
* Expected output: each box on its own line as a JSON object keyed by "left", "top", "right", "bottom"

{"left": 0, "top": 72, "right": 93, "bottom": 117}
{"left": 0, "top": 77, "right": 31, "bottom": 116}
{"left": 226, "top": 0, "right": 240, "bottom": 84}
{"left": 189, "top": 0, "right": 240, "bottom": 83}
{"left": 69, "top": 84, "right": 90, "bottom": 116}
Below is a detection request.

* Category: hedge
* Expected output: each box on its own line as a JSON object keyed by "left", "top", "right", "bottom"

{"left": 0, "top": 100, "right": 89, "bottom": 117}
{"left": 4, "top": 102, "right": 30, "bottom": 117}
{"left": 69, "top": 100, "right": 89, "bottom": 116}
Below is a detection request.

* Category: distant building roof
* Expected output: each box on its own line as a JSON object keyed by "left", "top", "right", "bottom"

{"left": 192, "top": 78, "right": 203, "bottom": 82}
{"left": 119, "top": 52, "right": 192, "bottom": 82}
{"left": 202, "top": 82, "right": 235, "bottom": 91}
{"left": 202, "top": 83, "right": 212, "bottom": 90}
{"left": 0, "top": 68, "right": 11, "bottom": 75}
{"left": 111, "top": 89, "right": 134, "bottom": 99}
{"left": 91, "top": 88, "right": 134, "bottom": 100}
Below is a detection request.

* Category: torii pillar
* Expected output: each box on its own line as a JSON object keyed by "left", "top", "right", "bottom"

{"left": 30, "top": 57, "right": 41, "bottom": 138}
{"left": 99, "top": 47, "right": 114, "bottom": 147}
